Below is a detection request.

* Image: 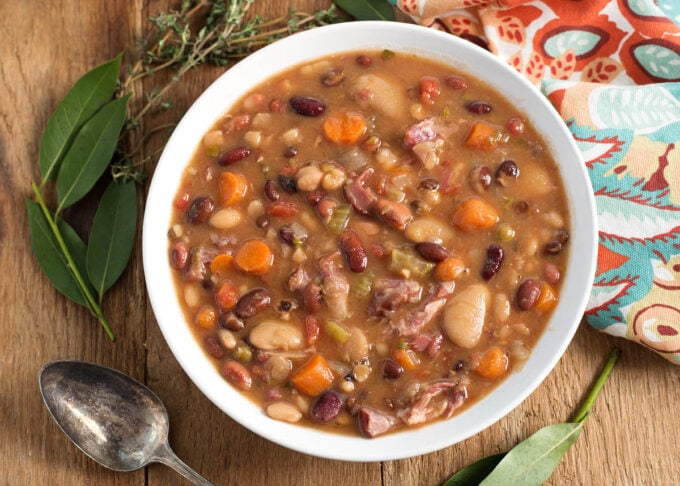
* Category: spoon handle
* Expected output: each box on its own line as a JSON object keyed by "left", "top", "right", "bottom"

{"left": 155, "top": 444, "right": 215, "bottom": 486}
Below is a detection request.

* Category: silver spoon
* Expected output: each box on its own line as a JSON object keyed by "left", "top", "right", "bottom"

{"left": 39, "top": 360, "right": 213, "bottom": 486}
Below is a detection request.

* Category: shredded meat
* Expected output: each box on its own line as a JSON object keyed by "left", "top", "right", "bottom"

{"left": 318, "top": 251, "right": 350, "bottom": 320}
{"left": 398, "top": 380, "right": 467, "bottom": 426}
{"left": 389, "top": 281, "right": 455, "bottom": 336}
{"left": 286, "top": 265, "right": 310, "bottom": 293}
{"left": 370, "top": 279, "right": 422, "bottom": 316}
{"left": 343, "top": 167, "right": 377, "bottom": 215}
{"left": 186, "top": 246, "right": 219, "bottom": 281}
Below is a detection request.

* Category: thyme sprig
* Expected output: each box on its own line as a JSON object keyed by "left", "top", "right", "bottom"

{"left": 113, "top": 0, "right": 339, "bottom": 181}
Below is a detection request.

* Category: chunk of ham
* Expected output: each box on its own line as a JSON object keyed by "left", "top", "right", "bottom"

{"left": 286, "top": 265, "right": 310, "bottom": 293}
{"left": 403, "top": 117, "right": 456, "bottom": 170}
{"left": 398, "top": 380, "right": 467, "bottom": 425}
{"left": 369, "top": 279, "right": 422, "bottom": 316}
{"left": 186, "top": 246, "right": 219, "bottom": 281}
{"left": 318, "top": 251, "right": 350, "bottom": 321}
{"left": 358, "top": 407, "right": 398, "bottom": 438}
{"left": 343, "top": 167, "right": 377, "bottom": 215}
{"left": 389, "top": 281, "right": 455, "bottom": 336}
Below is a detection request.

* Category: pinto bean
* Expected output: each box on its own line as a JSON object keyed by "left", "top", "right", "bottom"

{"left": 222, "top": 360, "right": 252, "bottom": 391}
{"left": 289, "top": 96, "right": 326, "bottom": 117}
{"left": 186, "top": 196, "right": 214, "bottom": 224}
{"left": 219, "top": 311, "right": 245, "bottom": 331}
{"left": 204, "top": 335, "right": 224, "bottom": 359}
{"left": 310, "top": 390, "right": 344, "bottom": 423}
{"left": 248, "top": 321, "right": 304, "bottom": 351}
{"left": 302, "top": 283, "right": 323, "bottom": 313}
{"left": 375, "top": 199, "right": 412, "bottom": 231}
{"left": 340, "top": 229, "right": 367, "bottom": 273}
{"left": 517, "top": 278, "right": 541, "bottom": 310}
{"left": 170, "top": 241, "right": 189, "bottom": 270}
{"left": 233, "top": 288, "right": 271, "bottom": 318}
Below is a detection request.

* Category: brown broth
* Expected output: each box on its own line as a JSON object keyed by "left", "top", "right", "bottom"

{"left": 167, "top": 50, "right": 570, "bottom": 438}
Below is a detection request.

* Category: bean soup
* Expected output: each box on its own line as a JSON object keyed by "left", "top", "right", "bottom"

{"left": 167, "top": 50, "right": 570, "bottom": 438}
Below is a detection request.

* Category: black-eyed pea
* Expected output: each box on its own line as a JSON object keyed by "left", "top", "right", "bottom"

{"left": 265, "top": 401, "right": 302, "bottom": 423}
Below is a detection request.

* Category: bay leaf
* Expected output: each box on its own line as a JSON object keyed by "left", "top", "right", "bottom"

{"left": 480, "top": 423, "right": 582, "bottom": 486}
{"left": 332, "top": 0, "right": 395, "bottom": 21}
{"left": 86, "top": 179, "right": 137, "bottom": 300}
{"left": 27, "top": 200, "right": 94, "bottom": 307}
{"left": 55, "top": 94, "right": 131, "bottom": 212}
{"left": 39, "top": 54, "right": 122, "bottom": 183}
{"left": 443, "top": 453, "right": 505, "bottom": 486}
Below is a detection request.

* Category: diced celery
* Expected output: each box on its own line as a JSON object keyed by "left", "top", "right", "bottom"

{"left": 353, "top": 270, "right": 375, "bottom": 299}
{"left": 389, "top": 246, "right": 435, "bottom": 278}
{"left": 327, "top": 203, "right": 351, "bottom": 235}
{"left": 326, "top": 320, "right": 350, "bottom": 344}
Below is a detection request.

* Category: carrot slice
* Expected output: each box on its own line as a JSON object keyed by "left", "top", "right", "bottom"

{"left": 451, "top": 197, "right": 499, "bottom": 232}
{"left": 393, "top": 348, "right": 419, "bottom": 370}
{"left": 535, "top": 282, "right": 558, "bottom": 312}
{"left": 209, "top": 253, "right": 233, "bottom": 277}
{"left": 322, "top": 112, "right": 367, "bottom": 144}
{"left": 220, "top": 171, "right": 249, "bottom": 206}
{"left": 195, "top": 305, "right": 217, "bottom": 329}
{"left": 475, "top": 346, "right": 508, "bottom": 379}
{"left": 233, "top": 239, "right": 274, "bottom": 275}
{"left": 434, "top": 256, "right": 467, "bottom": 281}
{"left": 215, "top": 280, "right": 240, "bottom": 311}
{"left": 290, "top": 354, "right": 334, "bottom": 396}
{"left": 464, "top": 121, "right": 506, "bottom": 151}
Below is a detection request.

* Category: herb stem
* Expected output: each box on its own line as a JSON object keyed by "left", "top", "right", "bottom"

{"left": 570, "top": 348, "right": 620, "bottom": 424}
{"left": 31, "top": 182, "right": 116, "bottom": 341}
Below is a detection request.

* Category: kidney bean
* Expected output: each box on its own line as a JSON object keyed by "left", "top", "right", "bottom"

{"left": 356, "top": 54, "right": 372, "bottom": 67}
{"left": 382, "top": 358, "right": 404, "bottom": 379}
{"left": 340, "top": 229, "right": 368, "bottom": 273}
{"left": 264, "top": 179, "right": 280, "bottom": 201}
{"left": 306, "top": 190, "right": 326, "bottom": 206}
{"left": 170, "top": 241, "right": 190, "bottom": 270}
{"left": 204, "top": 335, "right": 225, "bottom": 359}
{"left": 375, "top": 199, "right": 413, "bottom": 231}
{"left": 219, "top": 311, "right": 245, "bottom": 331}
{"left": 466, "top": 100, "right": 492, "bottom": 114}
{"left": 222, "top": 360, "right": 252, "bottom": 391}
{"left": 415, "top": 242, "right": 448, "bottom": 262}
{"left": 321, "top": 67, "right": 345, "bottom": 87}
{"left": 310, "top": 390, "right": 344, "bottom": 423}
{"left": 217, "top": 146, "right": 251, "bottom": 166}
{"left": 186, "top": 195, "right": 214, "bottom": 224}
{"left": 302, "top": 283, "right": 323, "bottom": 313}
{"left": 444, "top": 74, "right": 468, "bottom": 89}
{"left": 469, "top": 165, "right": 492, "bottom": 192}
{"left": 507, "top": 117, "right": 524, "bottom": 136}
{"left": 317, "top": 197, "right": 338, "bottom": 220}
{"left": 517, "top": 278, "right": 541, "bottom": 310}
{"left": 278, "top": 174, "right": 297, "bottom": 193}
{"left": 481, "top": 244, "right": 504, "bottom": 280}
{"left": 495, "top": 159, "right": 520, "bottom": 186}
{"left": 544, "top": 263, "right": 561, "bottom": 284}
{"left": 233, "top": 288, "right": 272, "bottom": 319}
{"left": 267, "top": 201, "right": 299, "bottom": 218}
{"left": 279, "top": 222, "right": 309, "bottom": 246}
{"left": 289, "top": 96, "right": 326, "bottom": 117}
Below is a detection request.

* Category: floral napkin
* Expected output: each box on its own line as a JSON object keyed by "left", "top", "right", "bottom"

{"left": 391, "top": 0, "right": 680, "bottom": 363}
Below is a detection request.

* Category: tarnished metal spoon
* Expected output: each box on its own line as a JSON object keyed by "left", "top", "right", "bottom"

{"left": 39, "top": 360, "right": 213, "bottom": 485}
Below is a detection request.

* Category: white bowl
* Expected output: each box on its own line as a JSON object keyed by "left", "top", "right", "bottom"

{"left": 143, "top": 21, "right": 597, "bottom": 461}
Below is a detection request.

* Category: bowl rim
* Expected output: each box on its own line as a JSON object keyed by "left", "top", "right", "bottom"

{"left": 142, "top": 20, "right": 597, "bottom": 461}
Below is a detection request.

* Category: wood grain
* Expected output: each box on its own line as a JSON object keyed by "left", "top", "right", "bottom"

{"left": 1, "top": 1, "right": 678, "bottom": 485}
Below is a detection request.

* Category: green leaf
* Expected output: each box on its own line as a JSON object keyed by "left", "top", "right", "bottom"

{"left": 27, "top": 200, "right": 94, "bottom": 307}
{"left": 444, "top": 453, "right": 505, "bottom": 486}
{"left": 39, "top": 54, "right": 122, "bottom": 183}
{"left": 480, "top": 423, "right": 582, "bottom": 486}
{"left": 86, "top": 179, "right": 137, "bottom": 300}
{"left": 332, "top": 0, "right": 395, "bottom": 20}
{"left": 56, "top": 94, "right": 131, "bottom": 212}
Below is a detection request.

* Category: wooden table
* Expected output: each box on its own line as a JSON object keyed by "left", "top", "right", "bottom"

{"left": 2, "top": 1, "right": 678, "bottom": 484}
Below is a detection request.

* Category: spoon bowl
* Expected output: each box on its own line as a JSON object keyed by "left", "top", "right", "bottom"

{"left": 39, "top": 360, "right": 212, "bottom": 485}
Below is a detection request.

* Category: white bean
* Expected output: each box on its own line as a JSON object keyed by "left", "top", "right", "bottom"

{"left": 280, "top": 128, "right": 301, "bottom": 145}
{"left": 493, "top": 293, "right": 511, "bottom": 323}
{"left": 264, "top": 354, "right": 292, "bottom": 383}
{"left": 442, "top": 284, "right": 489, "bottom": 349}
{"left": 243, "top": 130, "right": 262, "bottom": 148}
{"left": 183, "top": 285, "right": 201, "bottom": 308}
{"left": 249, "top": 321, "right": 304, "bottom": 351}
{"left": 265, "top": 401, "right": 302, "bottom": 423}
{"left": 343, "top": 327, "right": 369, "bottom": 362}
{"left": 218, "top": 328, "right": 237, "bottom": 349}
{"left": 203, "top": 129, "right": 225, "bottom": 148}
{"left": 295, "top": 164, "right": 323, "bottom": 192}
{"left": 375, "top": 147, "right": 398, "bottom": 171}
{"left": 321, "top": 168, "right": 346, "bottom": 191}
{"left": 405, "top": 216, "right": 454, "bottom": 244}
{"left": 209, "top": 207, "right": 243, "bottom": 229}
